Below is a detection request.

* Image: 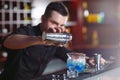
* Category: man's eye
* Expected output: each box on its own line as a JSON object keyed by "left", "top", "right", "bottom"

{"left": 61, "top": 25, "right": 65, "bottom": 27}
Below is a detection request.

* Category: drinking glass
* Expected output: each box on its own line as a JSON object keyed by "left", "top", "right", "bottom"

{"left": 66, "top": 52, "right": 86, "bottom": 78}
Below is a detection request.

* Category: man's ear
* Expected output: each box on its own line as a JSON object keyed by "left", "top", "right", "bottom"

{"left": 41, "top": 15, "right": 46, "bottom": 22}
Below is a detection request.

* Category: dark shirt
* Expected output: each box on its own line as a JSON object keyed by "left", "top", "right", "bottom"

{"left": 0, "top": 24, "right": 71, "bottom": 80}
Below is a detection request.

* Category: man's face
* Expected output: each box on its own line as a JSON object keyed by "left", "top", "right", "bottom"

{"left": 42, "top": 11, "right": 68, "bottom": 33}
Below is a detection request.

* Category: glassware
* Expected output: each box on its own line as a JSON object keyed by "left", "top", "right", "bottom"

{"left": 66, "top": 52, "right": 86, "bottom": 78}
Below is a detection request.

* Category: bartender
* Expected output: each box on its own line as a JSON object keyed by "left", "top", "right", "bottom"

{"left": 0, "top": 1, "right": 72, "bottom": 80}
{"left": 0, "top": 1, "right": 106, "bottom": 80}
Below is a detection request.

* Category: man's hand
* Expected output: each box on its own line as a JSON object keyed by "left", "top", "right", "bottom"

{"left": 42, "top": 40, "right": 64, "bottom": 47}
{"left": 47, "top": 26, "right": 66, "bottom": 33}
{"left": 87, "top": 57, "right": 106, "bottom": 66}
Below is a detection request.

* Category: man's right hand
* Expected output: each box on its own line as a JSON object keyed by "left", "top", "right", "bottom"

{"left": 47, "top": 26, "right": 66, "bottom": 33}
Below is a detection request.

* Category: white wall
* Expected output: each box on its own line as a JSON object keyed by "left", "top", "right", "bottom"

{"left": 31, "top": 0, "right": 52, "bottom": 26}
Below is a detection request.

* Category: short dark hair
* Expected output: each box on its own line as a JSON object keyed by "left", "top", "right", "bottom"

{"left": 44, "top": 1, "right": 69, "bottom": 18}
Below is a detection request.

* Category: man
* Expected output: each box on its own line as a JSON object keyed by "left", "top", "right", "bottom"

{"left": 0, "top": 1, "right": 71, "bottom": 80}
{"left": 0, "top": 1, "right": 106, "bottom": 80}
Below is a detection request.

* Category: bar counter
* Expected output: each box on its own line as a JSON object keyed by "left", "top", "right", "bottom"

{"left": 84, "top": 67, "right": 120, "bottom": 80}
{"left": 41, "top": 60, "right": 119, "bottom": 80}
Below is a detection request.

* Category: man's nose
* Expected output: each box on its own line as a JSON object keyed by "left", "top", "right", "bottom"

{"left": 57, "top": 24, "right": 61, "bottom": 27}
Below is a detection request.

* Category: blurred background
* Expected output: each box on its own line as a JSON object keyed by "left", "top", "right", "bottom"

{"left": 0, "top": 0, "right": 120, "bottom": 74}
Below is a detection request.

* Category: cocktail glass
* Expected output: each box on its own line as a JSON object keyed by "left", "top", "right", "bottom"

{"left": 66, "top": 52, "right": 86, "bottom": 78}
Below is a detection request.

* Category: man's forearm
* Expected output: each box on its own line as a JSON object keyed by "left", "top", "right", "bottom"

{"left": 3, "top": 34, "right": 44, "bottom": 49}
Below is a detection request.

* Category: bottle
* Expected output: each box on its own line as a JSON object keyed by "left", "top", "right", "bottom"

{"left": 42, "top": 32, "right": 72, "bottom": 44}
{"left": 92, "top": 30, "right": 99, "bottom": 46}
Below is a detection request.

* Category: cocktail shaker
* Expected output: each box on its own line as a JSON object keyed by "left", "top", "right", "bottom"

{"left": 94, "top": 53, "right": 101, "bottom": 71}
{"left": 42, "top": 32, "right": 72, "bottom": 44}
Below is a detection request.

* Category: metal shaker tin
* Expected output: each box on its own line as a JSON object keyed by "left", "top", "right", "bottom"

{"left": 42, "top": 32, "right": 72, "bottom": 44}
{"left": 94, "top": 53, "right": 101, "bottom": 71}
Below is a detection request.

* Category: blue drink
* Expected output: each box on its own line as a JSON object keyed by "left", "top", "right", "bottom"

{"left": 67, "top": 59, "right": 86, "bottom": 73}
{"left": 74, "top": 60, "right": 86, "bottom": 73}
{"left": 67, "top": 59, "right": 74, "bottom": 71}
{"left": 66, "top": 52, "right": 86, "bottom": 78}
{"left": 67, "top": 59, "right": 78, "bottom": 78}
